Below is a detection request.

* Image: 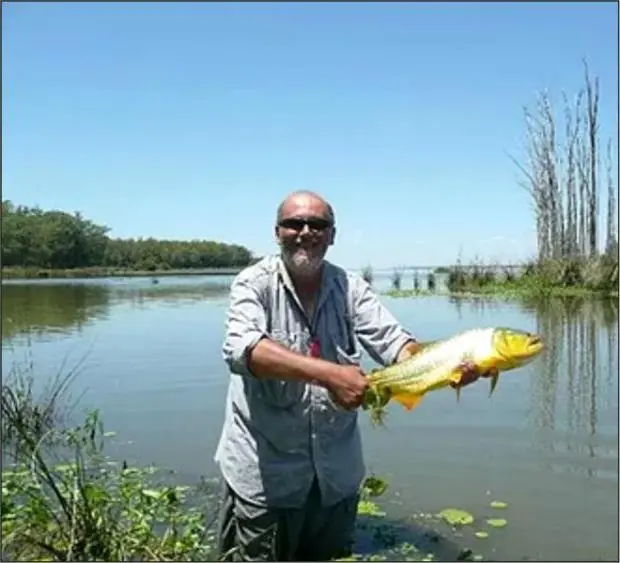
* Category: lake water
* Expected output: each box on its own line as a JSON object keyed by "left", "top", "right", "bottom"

{"left": 2, "top": 275, "right": 618, "bottom": 561}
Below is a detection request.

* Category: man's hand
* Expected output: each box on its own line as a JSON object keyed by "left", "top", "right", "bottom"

{"left": 327, "top": 365, "right": 369, "bottom": 410}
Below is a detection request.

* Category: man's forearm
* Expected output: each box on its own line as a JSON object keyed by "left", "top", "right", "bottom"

{"left": 247, "top": 338, "right": 339, "bottom": 387}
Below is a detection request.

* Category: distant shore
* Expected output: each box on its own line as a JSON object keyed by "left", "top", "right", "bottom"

{"left": 384, "top": 285, "right": 619, "bottom": 299}
{"left": 1, "top": 266, "right": 246, "bottom": 281}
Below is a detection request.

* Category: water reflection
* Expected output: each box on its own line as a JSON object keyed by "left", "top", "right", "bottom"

{"left": 109, "top": 282, "right": 232, "bottom": 310}
{"left": 1, "top": 278, "right": 232, "bottom": 343}
{"left": 447, "top": 294, "right": 509, "bottom": 319}
{"left": 525, "top": 297, "right": 618, "bottom": 479}
{"left": 1, "top": 284, "right": 111, "bottom": 342}
{"left": 448, "top": 294, "right": 618, "bottom": 481}
{"left": 518, "top": 298, "right": 618, "bottom": 484}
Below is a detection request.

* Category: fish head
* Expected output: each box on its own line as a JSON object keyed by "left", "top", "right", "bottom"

{"left": 490, "top": 327, "right": 544, "bottom": 370}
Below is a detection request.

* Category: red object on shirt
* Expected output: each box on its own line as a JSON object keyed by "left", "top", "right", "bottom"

{"left": 309, "top": 338, "right": 321, "bottom": 358}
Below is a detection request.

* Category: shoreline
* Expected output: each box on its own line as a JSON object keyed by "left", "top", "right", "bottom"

{"left": 3, "top": 268, "right": 618, "bottom": 300}
{"left": 383, "top": 286, "right": 619, "bottom": 299}
{"left": 1, "top": 266, "right": 247, "bottom": 281}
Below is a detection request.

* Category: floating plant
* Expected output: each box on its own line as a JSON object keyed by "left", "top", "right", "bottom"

{"left": 438, "top": 508, "right": 475, "bottom": 526}
{"left": 489, "top": 501, "right": 508, "bottom": 509}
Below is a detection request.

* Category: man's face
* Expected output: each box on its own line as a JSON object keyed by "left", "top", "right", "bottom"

{"left": 275, "top": 195, "right": 334, "bottom": 279}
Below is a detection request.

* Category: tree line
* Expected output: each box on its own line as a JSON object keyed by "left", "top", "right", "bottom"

{"left": 1, "top": 201, "right": 255, "bottom": 271}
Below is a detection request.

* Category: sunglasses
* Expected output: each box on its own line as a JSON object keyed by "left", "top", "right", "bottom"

{"left": 278, "top": 216, "right": 332, "bottom": 232}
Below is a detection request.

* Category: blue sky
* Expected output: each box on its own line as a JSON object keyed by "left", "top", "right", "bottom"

{"left": 2, "top": 2, "right": 618, "bottom": 269}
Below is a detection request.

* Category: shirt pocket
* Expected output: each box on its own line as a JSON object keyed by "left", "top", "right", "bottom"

{"left": 256, "top": 329, "right": 306, "bottom": 409}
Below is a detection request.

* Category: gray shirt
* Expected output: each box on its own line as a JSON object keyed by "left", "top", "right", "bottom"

{"left": 214, "top": 255, "right": 414, "bottom": 509}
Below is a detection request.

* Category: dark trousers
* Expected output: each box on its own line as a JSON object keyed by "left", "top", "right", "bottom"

{"left": 216, "top": 479, "right": 358, "bottom": 561}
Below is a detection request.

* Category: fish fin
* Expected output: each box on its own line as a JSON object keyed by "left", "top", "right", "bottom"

{"left": 449, "top": 369, "right": 464, "bottom": 385}
{"left": 391, "top": 393, "right": 424, "bottom": 411}
{"left": 489, "top": 368, "right": 500, "bottom": 397}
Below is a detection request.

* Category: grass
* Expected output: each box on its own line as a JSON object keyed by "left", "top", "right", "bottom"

{"left": 1, "top": 356, "right": 218, "bottom": 561}
{"left": 1, "top": 266, "right": 245, "bottom": 280}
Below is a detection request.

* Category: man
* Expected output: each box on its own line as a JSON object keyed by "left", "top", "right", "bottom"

{"left": 214, "top": 191, "right": 484, "bottom": 561}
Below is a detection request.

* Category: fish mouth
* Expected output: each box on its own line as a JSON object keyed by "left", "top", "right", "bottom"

{"left": 527, "top": 335, "right": 544, "bottom": 353}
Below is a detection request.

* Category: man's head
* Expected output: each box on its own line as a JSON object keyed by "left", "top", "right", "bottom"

{"left": 275, "top": 190, "right": 335, "bottom": 280}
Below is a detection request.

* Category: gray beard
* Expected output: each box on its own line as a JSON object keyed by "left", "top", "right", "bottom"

{"left": 282, "top": 248, "right": 324, "bottom": 279}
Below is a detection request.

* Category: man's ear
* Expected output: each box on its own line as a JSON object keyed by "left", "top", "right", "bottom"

{"left": 328, "top": 226, "right": 336, "bottom": 245}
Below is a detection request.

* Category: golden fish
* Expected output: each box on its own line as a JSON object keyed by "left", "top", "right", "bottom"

{"left": 362, "top": 327, "right": 544, "bottom": 420}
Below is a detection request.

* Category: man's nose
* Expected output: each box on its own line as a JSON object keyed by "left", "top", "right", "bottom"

{"left": 296, "top": 223, "right": 312, "bottom": 237}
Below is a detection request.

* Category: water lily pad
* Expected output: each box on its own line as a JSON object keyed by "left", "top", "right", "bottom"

{"left": 357, "top": 499, "right": 386, "bottom": 517}
{"left": 474, "top": 531, "right": 489, "bottom": 539}
{"left": 486, "top": 518, "right": 507, "bottom": 528}
{"left": 438, "top": 508, "right": 474, "bottom": 526}
{"left": 489, "top": 500, "right": 508, "bottom": 509}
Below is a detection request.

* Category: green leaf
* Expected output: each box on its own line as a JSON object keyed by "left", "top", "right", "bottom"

{"left": 141, "top": 489, "right": 162, "bottom": 499}
{"left": 362, "top": 475, "right": 388, "bottom": 497}
{"left": 357, "top": 499, "right": 386, "bottom": 517}
{"left": 438, "top": 508, "right": 474, "bottom": 526}
{"left": 489, "top": 500, "right": 508, "bottom": 509}
{"left": 486, "top": 518, "right": 507, "bottom": 528}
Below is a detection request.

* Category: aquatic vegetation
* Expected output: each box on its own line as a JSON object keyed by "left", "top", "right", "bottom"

{"left": 486, "top": 518, "right": 508, "bottom": 528}
{"left": 489, "top": 500, "right": 508, "bottom": 509}
{"left": 1, "top": 350, "right": 82, "bottom": 459}
{"left": 1, "top": 408, "right": 217, "bottom": 561}
{"left": 362, "top": 475, "right": 389, "bottom": 497}
{"left": 438, "top": 508, "right": 475, "bottom": 526}
{"left": 1, "top": 366, "right": 218, "bottom": 562}
{"left": 358, "top": 500, "right": 387, "bottom": 518}
{"left": 474, "top": 531, "right": 489, "bottom": 539}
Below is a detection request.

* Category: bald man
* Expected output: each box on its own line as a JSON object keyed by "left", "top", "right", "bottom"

{"left": 214, "top": 191, "right": 482, "bottom": 561}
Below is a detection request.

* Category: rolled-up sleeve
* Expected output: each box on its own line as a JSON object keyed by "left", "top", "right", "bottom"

{"left": 352, "top": 277, "right": 415, "bottom": 366}
{"left": 222, "top": 273, "right": 268, "bottom": 378}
